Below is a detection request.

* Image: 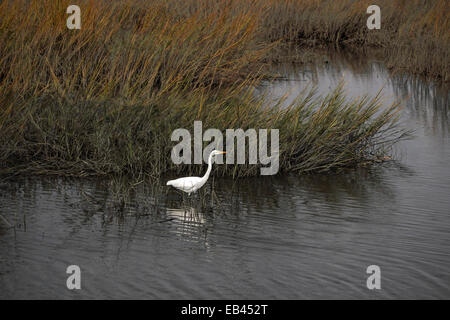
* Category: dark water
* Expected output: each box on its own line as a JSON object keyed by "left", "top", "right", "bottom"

{"left": 1, "top": 54, "right": 449, "bottom": 299}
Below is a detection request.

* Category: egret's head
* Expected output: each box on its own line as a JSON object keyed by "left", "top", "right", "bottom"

{"left": 211, "top": 150, "right": 226, "bottom": 157}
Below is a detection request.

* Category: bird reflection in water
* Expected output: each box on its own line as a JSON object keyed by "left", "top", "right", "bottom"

{"left": 166, "top": 206, "right": 205, "bottom": 224}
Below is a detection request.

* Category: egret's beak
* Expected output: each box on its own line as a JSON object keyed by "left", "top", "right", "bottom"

{"left": 218, "top": 151, "right": 226, "bottom": 154}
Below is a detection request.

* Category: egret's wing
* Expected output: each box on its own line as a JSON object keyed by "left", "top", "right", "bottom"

{"left": 170, "top": 177, "right": 201, "bottom": 192}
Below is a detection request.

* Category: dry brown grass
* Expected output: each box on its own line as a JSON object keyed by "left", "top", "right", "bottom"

{"left": 172, "top": 0, "right": 449, "bottom": 80}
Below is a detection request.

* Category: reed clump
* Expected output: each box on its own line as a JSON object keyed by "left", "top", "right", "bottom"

{"left": 0, "top": 0, "right": 411, "bottom": 179}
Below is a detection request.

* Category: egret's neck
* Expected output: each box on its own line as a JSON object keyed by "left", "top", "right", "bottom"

{"left": 200, "top": 153, "right": 214, "bottom": 183}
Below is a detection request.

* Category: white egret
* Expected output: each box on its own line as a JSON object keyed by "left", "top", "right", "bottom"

{"left": 166, "top": 150, "right": 226, "bottom": 195}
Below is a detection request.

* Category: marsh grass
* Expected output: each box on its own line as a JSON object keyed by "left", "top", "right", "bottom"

{"left": 176, "top": 0, "right": 449, "bottom": 81}
{"left": 0, "top": 0, "right": 415, "bottom": 184}
{"left": 0, "top": 82, "right": 407, "bottom": 178}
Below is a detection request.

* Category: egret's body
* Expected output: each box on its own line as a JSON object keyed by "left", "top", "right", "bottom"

{"left": 166, "top": 150, "right": 225, "bottom": 195}
{"left": 166, "top": 176, "right": 203, "bottom": 194}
